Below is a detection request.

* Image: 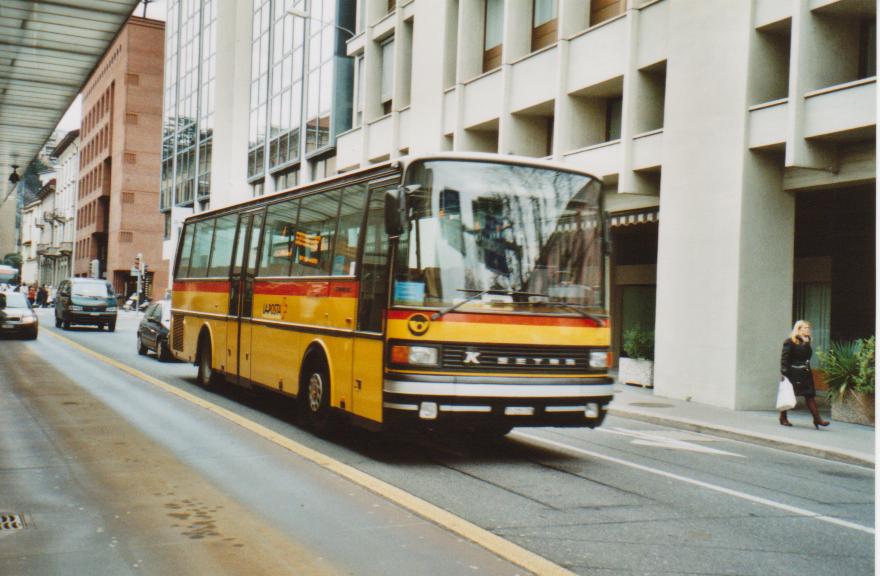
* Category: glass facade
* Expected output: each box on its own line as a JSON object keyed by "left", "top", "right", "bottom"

{"left": 248, "top": 0, "right": 354, "bottom": 182}
{"left": 160, "top": 0, "right": 217, "bottom": 212}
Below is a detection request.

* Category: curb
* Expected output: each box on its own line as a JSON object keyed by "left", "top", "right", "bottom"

{"left": 608, "top": 406, "right": 875, "bottom": 469}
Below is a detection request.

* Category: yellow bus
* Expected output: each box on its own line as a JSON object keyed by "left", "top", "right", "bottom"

{"left": 170, "top": 153, "right": 613, "bottom": 436}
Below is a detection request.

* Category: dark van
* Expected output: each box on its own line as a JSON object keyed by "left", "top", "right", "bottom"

{"left": 55, "top": 278, "right": 118, "bottom": 331}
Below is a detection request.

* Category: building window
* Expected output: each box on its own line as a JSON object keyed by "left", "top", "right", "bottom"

{"left": 590, "top": 0, "right": 624, "bottom": 27}
{"left": 380, "top": 37, "right": 395, "bottom": 115}
{"left": 859, "top": 19, "right": 876, "bottom": 80}
{"left": 354, "top": 54, "right": 365, "bottom": 127}
{"left": 483, "top": 0, "right": 503, "bottom": 72}
{"left": 532, "top": 0, "right": 557, "bottom": 52}
{"left": 274, "top": 168, "right": 299, "bottom": 191}
{"left": 605, "top": 96, "right": 622, "bottom": 142}
{"left": 251, "top": 179, "right": 265, "bottom": 197}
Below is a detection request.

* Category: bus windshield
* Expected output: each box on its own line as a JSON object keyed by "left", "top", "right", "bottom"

{"left": 393, "top": 160, "right": 603, "bottom": 314}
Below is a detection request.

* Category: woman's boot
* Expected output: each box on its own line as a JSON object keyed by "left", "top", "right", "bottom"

{"left": 806, "top": 397, "right": 829, "bottom": 429}
{"left": 779, "top": 411, "right": 792, "bottom": 427}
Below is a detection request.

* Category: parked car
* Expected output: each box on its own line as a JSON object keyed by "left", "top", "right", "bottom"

{"left": 137, "top": 299, "right": 172, "bottom": 361}
{"left": 55, "top": 278, "right": 118, "bottom": 331}
{"left": 0, "top": 291, "right": 38, "bottom": 339}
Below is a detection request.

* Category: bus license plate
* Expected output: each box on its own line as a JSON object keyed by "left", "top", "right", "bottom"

{"left": 505, "top": 406, "right": 535, "bottom": 416}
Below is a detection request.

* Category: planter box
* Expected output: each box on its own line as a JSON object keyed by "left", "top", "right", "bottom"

{"left": 831, "top": 391, "right": 875, "bottom": 426}
{"left": 619, "top": 357, "right": 653, "bottom": 388}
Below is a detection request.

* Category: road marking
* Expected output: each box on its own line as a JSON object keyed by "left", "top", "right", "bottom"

{"left": 513, "top": 431, "right": 874, "bottom": 535}
{"left": 599, "top": 427, "right": 745, "bottom": 457}
{"left": 42, "top": 329, "right": 573, "bottom": 576}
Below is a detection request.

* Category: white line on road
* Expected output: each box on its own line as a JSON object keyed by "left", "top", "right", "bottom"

{"left": 598, "top": 427, "right": 745, "bottom": 457}
{"left": 513, "top": 431, "right": 874, "bottom": 536}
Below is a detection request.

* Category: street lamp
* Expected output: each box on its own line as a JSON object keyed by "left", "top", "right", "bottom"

{"left": 287, "top": 8, "right": 356, "bottom": 39}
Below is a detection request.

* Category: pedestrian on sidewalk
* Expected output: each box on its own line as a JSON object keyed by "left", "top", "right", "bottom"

{"left": 779, "top": 320, "right": 830, "bottom": 429}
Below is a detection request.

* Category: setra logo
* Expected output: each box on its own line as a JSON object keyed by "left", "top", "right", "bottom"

{"left": 407, "top": 313, "right": 431, "bottom": 336}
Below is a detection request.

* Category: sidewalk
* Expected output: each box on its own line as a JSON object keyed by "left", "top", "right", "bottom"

{"left": 609, "top": 384, "right": 875, "bottom": 468}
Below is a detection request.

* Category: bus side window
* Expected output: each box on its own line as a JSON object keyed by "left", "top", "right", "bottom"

{"left": 207, "top": 214, "right": 238, "bottom": 277}
{"left": 291, "top": 191, "right": 339, "bottom": 277}
{"left": 333, "top": 184, "right": 368, "bottom": 276}
{"left": 175, "top": 223, "right": 195, "bottom": 279}
{"left": 189, "top": 219, "right": 216, "bottom": 278}
{"left": 357, "top": 186, "right": 392, "bottom": 332}
{"left": 260, "top": 198, "right": 300, "bottom": 277}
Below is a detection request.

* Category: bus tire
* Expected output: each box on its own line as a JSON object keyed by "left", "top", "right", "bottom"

{"left": 197, "top": 336, "right": 220, "bottom": 389}
{"left": 300, "top": 358, "right": 332, "bottom": 434}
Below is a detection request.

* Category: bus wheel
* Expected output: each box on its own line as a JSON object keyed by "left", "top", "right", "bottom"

{"left": 197, "top": 339, "right": 219, "bottom": 389}
{"left": 300, "top": 361, "right": 331, "bottom": 433}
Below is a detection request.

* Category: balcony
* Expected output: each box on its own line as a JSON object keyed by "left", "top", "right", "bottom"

{"left": 803, "top": 78, "right": 876, "bottom": 142}
{"left": 36, "top": 243, "right": 48, "bottom": 256}
{"left": 563, "top": 139, "right": 622, "bottom": 178}
{"left": 748, "top": 98, "right": 788, "bottom": 150}
{"left": 59, "top": 241, "right": 73, "bottom": 254}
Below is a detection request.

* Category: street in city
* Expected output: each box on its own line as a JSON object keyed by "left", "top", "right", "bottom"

{"left": 0, "top": 309, "right": 873, "bottom": 576}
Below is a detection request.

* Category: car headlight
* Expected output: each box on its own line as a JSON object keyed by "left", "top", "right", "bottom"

{"left": 21, "top": 315, "right": 36, "bottom": 325}
{"left": 70, "top": 305, "right": 83, "bottom": 311}
{"left": 391, "top": 345, "right": 439, "bottom": 366}
{"left": 106, "top": 306, "right": 118, "bottom": 312}
{"left": 589, "top": 350, "right": 610, "bottom": 369}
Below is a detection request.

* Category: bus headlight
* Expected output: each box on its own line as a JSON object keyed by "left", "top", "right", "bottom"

{"left": 589, "top": 350, "right": 609, "bottom": 369}
{"left": 391, "top": 345, "right": 439, "bottom": 366}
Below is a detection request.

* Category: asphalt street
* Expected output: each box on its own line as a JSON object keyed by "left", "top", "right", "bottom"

{"left": 0, "top": 309, "right": 874, "bottom": 576}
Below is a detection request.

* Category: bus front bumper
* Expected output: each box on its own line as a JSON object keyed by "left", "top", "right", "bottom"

{"left": 382, "top": 373, "right": 614, "bottom": 429}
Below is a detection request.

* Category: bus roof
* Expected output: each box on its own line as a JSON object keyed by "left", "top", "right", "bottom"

{"left": 183, "top": 152, "right": 602, "bottom": 224}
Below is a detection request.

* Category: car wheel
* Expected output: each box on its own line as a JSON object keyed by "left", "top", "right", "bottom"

{"left": 157, "top": 338, "right": 172, "bottom": 362}
{"left": 25, "top": 328, "right": 38, "bottom": 340}
{"left": 137, "top": 335, "right": 148, "bottom": 355}
{"left": 197, "top": 338, "right": 220, "bottom": 388}
{"left": 299, "top": 359, "right": 332, "bottom": 433}
{"left": 108, "top": 321, "right": 116, "bottom": 333}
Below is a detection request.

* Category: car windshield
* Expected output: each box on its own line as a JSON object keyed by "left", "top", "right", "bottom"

{"left": 73, "top": 282, "right": 113, "bottom": 298}
{"left": 393, "top": 160, "right": 603, "bottom": 314}
{"left": 0, "top": 292, "right": 28, "bottom": 308}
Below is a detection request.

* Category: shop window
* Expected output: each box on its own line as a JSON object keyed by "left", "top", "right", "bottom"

{"left": 793, "top": 283, "right": 831, "bottom": 365}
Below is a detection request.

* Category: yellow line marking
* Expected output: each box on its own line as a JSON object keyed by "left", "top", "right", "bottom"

{"left": 44, "top": 328, "right": 574, "bottom": 576}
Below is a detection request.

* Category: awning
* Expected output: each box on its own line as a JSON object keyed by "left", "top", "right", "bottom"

{"left": 608, "top": 207, "right": 659, "bottom": 227}
{"left": 0, "top": 0, "right": 142, "bottom": 197}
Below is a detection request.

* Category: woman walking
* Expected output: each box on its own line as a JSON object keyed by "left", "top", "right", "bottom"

{"left": 779, "top": 320, "right": 830, "bottom": 429}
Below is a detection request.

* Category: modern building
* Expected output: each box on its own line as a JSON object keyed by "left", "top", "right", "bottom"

{"left": 159, "top": 0, "right": 875, "bottom": 410}
{"left": 74, "top": 16, "right": 167, "bottom": 299}
{"left": 51, "top": 129, "right": 80, "bottom": 284}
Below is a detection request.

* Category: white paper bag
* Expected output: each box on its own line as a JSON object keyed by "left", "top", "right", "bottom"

{"left": 776, "top": 376, "right": 796, "bottom": 411}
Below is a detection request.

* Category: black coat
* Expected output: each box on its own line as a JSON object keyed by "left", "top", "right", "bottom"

{"left": 780, "top": 338, "right": 815, "bottom": 397}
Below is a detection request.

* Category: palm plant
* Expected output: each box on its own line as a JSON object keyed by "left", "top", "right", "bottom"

{"left": 818, "top": 337, "right": 875, "bottom": 401}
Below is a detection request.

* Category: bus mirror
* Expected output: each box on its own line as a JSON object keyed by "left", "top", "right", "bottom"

{"left": 385, "top": 189, "right": 403, "bottom": 237}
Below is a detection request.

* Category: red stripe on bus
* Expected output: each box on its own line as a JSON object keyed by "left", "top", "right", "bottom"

{"left": 386, "top": 309, "right": 604, "bottom": 327}
{"left": 173, "top": 280, "right": 230, "bottom": 293}
{"left": 253, "top": 280, "right": 359, "bottom": 298}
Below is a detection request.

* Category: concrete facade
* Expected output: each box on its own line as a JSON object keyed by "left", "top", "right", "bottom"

{"left": 75, "top": 17, "right": 167, "bottom": 299}
{"left": 164, "top": 0, "right": 875, "bottom": 410}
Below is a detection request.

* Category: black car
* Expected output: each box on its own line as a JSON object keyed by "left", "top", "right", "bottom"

{"left": 0, "top": 291, "right": 38, "bottom": 339}
{"left": 55, "top": 278, "right": 118, "bottom": 331}
{"left": 137, "top": 300, "right": 172, "bottom": 361}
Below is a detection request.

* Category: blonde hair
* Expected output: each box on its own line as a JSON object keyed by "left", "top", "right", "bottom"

{"left": 790, "top": 320, "right": 812, "bottom": 343}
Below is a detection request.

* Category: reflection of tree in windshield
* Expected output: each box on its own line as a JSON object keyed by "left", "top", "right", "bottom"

{"left": 395, "top": 161, "right": 602, "bottom": 311}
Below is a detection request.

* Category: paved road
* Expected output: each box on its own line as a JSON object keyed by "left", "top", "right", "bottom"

{"left": 1, "top": 309, "right": 874, "bottom": 575}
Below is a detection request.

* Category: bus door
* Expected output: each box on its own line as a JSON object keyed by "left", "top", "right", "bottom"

{"left": 351, "top": 182, "right": 394, "bottom": 422}
{"left": 227, "top": 209, "right": 264, "bottom": 387}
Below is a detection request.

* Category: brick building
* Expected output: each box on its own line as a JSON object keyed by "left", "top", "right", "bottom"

{"left": 74, "top": 16, "right": 167, "bottom": 299}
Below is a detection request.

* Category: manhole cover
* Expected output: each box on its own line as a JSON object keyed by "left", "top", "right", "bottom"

{"left": 0, "top": 513, "right": 25, "bottom": 530}
{"left": 628, "top": 402, "right": 674, "bottom": 408}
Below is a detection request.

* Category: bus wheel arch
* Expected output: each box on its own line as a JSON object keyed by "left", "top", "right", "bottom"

{"left": 299, "top": 342, "right": 333, "bottom": 433}
{"left": 196, "top": 325, "right": 220, "bottom": 388}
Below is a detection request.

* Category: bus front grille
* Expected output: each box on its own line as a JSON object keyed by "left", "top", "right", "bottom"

{"left": 441, "top": 344, "right": 590, "bottom": 373}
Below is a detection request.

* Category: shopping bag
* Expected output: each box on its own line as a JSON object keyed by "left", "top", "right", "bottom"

{"left": 776, "top": 376, "right": 796, "bottom": 411}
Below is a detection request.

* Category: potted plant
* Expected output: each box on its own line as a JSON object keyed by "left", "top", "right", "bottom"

{"left": 619, "top": 326, "right": 655, "bottom": 388}
{"left": 818, "top": 336, "right": 875, "bottom": 426}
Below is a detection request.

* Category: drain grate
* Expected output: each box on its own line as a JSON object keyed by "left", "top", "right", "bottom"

{"left": 0, "top": 513, "right": 25, "bottom": 530}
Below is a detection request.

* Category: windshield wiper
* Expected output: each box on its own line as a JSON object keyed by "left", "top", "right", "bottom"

{"left": 540, "top": 299, "right": 607, "bottom": 323}
{"left": 431, "top": 276, "right": 504, "bottom": 320}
